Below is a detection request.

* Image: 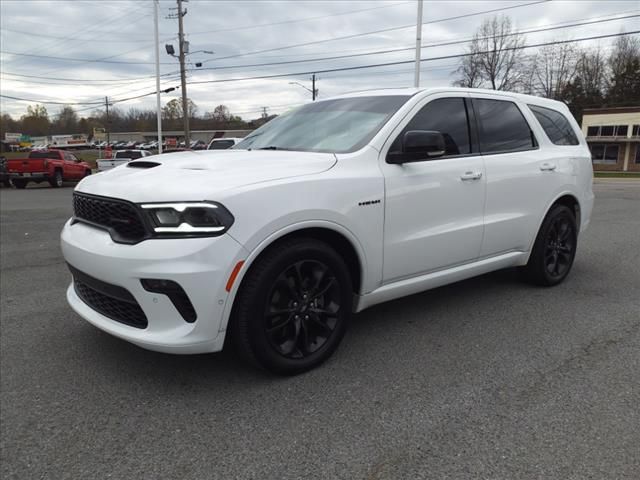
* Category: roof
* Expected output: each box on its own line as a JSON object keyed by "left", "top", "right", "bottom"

{"left": 326, "top": 87, "right": 568, "bottom": 109}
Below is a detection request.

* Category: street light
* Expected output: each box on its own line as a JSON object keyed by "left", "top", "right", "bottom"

{"left": 289, "top": 75, "right": 318, "bottom": 101}
{"left": 289, "top": 81, "right": 313, "bottom": 94}
{"left": 164, "top": 43, "right": 214, "bottom": 146}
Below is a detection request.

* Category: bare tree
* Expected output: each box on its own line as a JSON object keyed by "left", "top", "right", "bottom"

{"left": 577, "top": 47, "right": 607, "bottom": 95}
{"left": 530, "top": 42, "right": 578, "bottom": 99}
{"left": 454, "top": 52, "right": 483, "bottom": 88}
{"left": 454, "top": 15, "right": 526, "bottom": 91}
{"left": 607, "top": 34, "right": 640, "bottom": 105}
{"left": 608, "top": 34, "right": 640, "bottom": 81}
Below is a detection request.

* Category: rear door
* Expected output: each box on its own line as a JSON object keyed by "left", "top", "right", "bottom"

{"left": 472, "top": 96, "right": 563, "bottom": 257}
{"left": 380, "top": 94, "right": 486, "bottom": 282}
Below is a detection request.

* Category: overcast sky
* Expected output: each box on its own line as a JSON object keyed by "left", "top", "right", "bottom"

{"left": 1, "top": 0, "right": 638, "bottom": 121}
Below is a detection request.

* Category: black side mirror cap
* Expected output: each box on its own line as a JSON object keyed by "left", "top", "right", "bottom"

{"left": 387, "top": 130, "right": 446, "bottom": 164}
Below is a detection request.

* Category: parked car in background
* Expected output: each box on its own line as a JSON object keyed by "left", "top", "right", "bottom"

{"left": 97, "top": 149, "right": 152, "bottom": 172}
{"left": 7, "top": 149, "right": 91, "bottom": 188}
{"left": 61, "top": 87, "right": 594, "bottom": 374}
{"left": 0, "top": 156, "right": 11, "bottom": 187}
{"left": 139, "top": 141, "right": 158, "bottom": 150}
{"left": 207, "top": 137, "right": 243, "bottom": 150}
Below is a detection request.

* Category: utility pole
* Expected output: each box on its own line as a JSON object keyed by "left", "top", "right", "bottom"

{"left": 261, "top": 106, "right": 269, "bottom": 119}
{"left": 414, "top": 0, "right": 424, "bottom": 88}
{"left": 176, "top": 0, "right": 190, "bottom": 147}
{"left": 153, "top": 0, "right": 163, "bottom": 153}
{"left": 312, "top": 74, "right": 317, "bottom": 101}
{"left": 105, "top": 96, "right": 111, "bottom": 144}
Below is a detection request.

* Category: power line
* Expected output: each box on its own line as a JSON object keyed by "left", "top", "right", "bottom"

{"left": 0, "top": 72, "right": 181, "bottom": 87}
{"left": 4, "top": 3, "right": 152, "bottom": 69}
{"left": 201, "top": 0, "right": 549, "bottom": 64}
{"left": 0, "top": 94, "right": 105, "bottom": 106}
{"left": 192, "top": 13, "right": 640, "bottom": 73}
{"left": 5, "top": 9, "right": 635, "bottom": 86}
{"left": 0, "top": 71, "right": 181, "bottom": 84}
{"left": 4, "top": 9, "right": 634, "bottom": 72}
{"left": 187, "top": 31, "right": 640, "bottom": 86}
{"left": 188, "top": 1, "right": 413, "bottom": 36}
{"left": 0, "top": 49, "right": 177, "bottom": 65}
{"left": 0, "top": 26, "right": 159, "bottom": 43}
{"left": 0, "top": 83, "right": 180, "bottom": 107}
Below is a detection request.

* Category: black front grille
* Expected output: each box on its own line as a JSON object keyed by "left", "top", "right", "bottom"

{"left": 73, "top": 192, "right": 148, "bottom": 243}
{"left": 69, "top": 265, "right": 148, "bottom": 329}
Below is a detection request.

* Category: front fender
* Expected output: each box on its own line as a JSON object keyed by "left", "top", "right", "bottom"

{"left": 219, "top": 219, "right": 371, "bottom": 335}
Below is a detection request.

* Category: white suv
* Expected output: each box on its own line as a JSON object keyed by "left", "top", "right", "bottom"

{"left": 61, "top": 87, "right": 594, "bottom": 374}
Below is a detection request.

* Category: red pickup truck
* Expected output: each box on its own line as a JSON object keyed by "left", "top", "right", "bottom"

{"left": 7, "top": 150, "right": 92, "bottom": 189}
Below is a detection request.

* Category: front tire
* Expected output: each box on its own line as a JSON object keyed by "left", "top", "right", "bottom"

{"left": 522, "top": 204, "right": 577, "bottom": 286}
{"left": 49, "top": 170, "right": 63, "bottom": 188}
{"left": 12, "top": 179, "right": 27, "bottom": 189}
{"left": 231, "top": 238, "right": 353, "bottom": 375}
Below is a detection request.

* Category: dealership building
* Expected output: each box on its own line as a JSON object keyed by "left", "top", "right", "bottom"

{"left": 581, "top": 106, "right": 640, "bottom": 172}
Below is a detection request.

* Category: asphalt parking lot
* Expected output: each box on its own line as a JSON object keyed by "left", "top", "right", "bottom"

{"left": 1, "top": 180, "right": 639, "bottom": 480}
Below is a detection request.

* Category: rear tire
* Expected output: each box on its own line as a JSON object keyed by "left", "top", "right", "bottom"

{"left": 12, "top": 179, "right": 27, "bottom": 189}
{"left": 49, "top": 170, "right": 63, "bottom": 188}
{"left": 521, "top": 204, "right": 577, "bottom": 286}
{"left": 231, "top": 238, "right": 353, "bottom": 375}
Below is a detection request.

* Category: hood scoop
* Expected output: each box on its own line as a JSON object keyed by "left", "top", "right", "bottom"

{"left": 128, "top": 161, "right": 161, "bottom": 169}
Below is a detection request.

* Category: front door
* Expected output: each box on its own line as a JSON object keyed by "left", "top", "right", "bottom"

{"left": 380, "top": 95, "right": 485, "bottom": 283}
{"left": 65, "top": 152, "right": 83, "bottom": 179}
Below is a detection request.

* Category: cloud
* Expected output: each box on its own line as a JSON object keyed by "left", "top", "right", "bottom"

{"left": 1, "top": 0, "right": 638, "bottom": 119}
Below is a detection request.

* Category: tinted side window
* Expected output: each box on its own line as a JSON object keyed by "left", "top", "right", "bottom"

{"left": 389, "top": 97, "right": 471, "bottom": 156}
{"left": 529, "top": 104, "right": 579, "bottom": 146}
{"left": 474, "top": 99, "right": 536, "bottom": 154}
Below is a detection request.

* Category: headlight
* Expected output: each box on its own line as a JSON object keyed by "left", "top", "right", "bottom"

{"left": 140, "top": 201, "right": 234, "bottom": 237}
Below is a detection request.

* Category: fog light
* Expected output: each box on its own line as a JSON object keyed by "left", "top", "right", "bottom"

{"left": 141, "top": 279, "right": 197, "bottom": 323}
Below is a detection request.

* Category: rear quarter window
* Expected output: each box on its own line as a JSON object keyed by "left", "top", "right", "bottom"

{"left": 528, "top": 104, "right": 579, "bottom": 146}
{"left": 474, "top": 98, "right": 537, "bottom": 154}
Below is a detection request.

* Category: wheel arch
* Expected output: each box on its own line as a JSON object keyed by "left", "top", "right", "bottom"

{"left": 219, "top": 221, "right": 367, "bottom": 335}
{"left": 549, "top": 193, "right": 581, "bottom": 232}
{"left": 526, "top": 191, "right": 581, "bottom": 257}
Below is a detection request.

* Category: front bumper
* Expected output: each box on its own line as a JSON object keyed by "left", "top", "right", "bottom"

{"left": 61, "top": 219, "right": 248, "bottom": 353}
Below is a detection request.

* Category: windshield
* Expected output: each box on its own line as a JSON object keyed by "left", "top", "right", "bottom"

{"left": 235, "top": 95, "right": 411, "bottom": 154}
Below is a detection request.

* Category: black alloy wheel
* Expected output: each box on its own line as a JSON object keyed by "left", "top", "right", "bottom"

{"left": 522, "top": 204, "right": 577, "bottom": 286}
{"left": 265, "top": 260, "right": 341, "bottom": 359}
{"left": 543, "top": 215, "right": 575, "bottom": 280}
{"left": 232, "top": 238, "right": 352, "bottom": 375}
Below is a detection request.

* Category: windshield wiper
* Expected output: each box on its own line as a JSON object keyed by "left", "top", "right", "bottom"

{"left": 257, "top": 146, "right": 286, "bottom": 150}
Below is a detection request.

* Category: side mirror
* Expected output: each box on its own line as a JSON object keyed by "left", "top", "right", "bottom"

{"left": 387, "top": 130, "right": 446, "bottom": 164}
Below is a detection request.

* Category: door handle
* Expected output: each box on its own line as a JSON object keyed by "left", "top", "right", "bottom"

{"left": 540, "top": 163, "right": 557, "bottom": 171}
{"left": 460, "top": 171, "right": 483, "bottom": 181}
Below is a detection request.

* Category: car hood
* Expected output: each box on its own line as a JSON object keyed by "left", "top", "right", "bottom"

{"left": 77, "top": 149, "right": 337, "bottom": 202}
